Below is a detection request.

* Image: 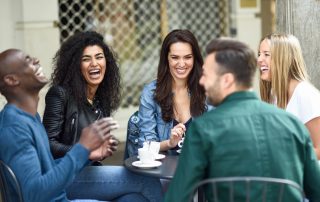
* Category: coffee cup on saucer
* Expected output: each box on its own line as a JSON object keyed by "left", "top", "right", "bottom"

{"left": 138, "top": 148, "right": 155, "bottom": 164}
{"left": 143, "top": 141, "right": 160, "bottom": 158}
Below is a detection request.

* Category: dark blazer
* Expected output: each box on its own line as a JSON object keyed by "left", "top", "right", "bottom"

{"left": 42, "top": 86, "right": 107, "bottom": 159}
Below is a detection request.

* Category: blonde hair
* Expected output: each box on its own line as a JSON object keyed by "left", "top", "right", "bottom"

{"left": 259, "top": 33, "right": 308, "bottom": 109}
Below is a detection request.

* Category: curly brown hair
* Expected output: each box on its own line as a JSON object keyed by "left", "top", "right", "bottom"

{"left": 51, "top": 31, "right": 121, "bottom": 115}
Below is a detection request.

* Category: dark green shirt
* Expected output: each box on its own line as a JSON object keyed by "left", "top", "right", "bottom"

{"left": 165, "top": 91, "right": 320, "bottom": 202}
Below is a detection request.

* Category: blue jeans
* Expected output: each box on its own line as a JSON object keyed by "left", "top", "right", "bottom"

{"left": 67, "top": 166, "right": 163, "bottom": 202}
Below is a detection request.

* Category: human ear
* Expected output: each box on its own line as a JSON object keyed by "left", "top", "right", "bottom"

{"left": 221, "top": 73, "right": 235, "bottom": 89}
{"left": 3, "top": 74, "right": 20, "bottom": 86}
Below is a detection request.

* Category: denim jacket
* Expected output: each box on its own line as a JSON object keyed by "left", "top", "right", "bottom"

{"left": 139, "top": 80, "right": 174, "bottom": 140}
{"left": 127, "top": 80, "right": 212, "bottom": 156}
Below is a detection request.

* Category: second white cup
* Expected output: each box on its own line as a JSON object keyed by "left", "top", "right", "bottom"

{"left": 143, "top": 141, "right": 160, "bottom": 158}
{"left": 138, "top": 148, "right": 155, "bottom": 164}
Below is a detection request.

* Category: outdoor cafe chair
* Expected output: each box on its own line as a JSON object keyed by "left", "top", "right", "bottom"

{"left": 0, "top": 160, "right": 24, "bottom": 202}
{"left": 124, "top": 110, "right": 140, "bottom": 160}
{"left": 189, "top": 176, "right": 305, "bottom": 202}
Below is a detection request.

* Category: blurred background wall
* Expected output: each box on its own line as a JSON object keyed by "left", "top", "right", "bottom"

{"left": 4, "top": 0, "right": 320, "bottom": 165}
{"left": 0, "top": 0, "right": 60, "bottom": 115}
{"left": 0, "top": 0, "right": 319, "bottom": 170}
{"left": 0, "top": 0, "right": 282, "bottom": 145}
{"left": 276, "top": 0, "right": 320, "bottom": 90}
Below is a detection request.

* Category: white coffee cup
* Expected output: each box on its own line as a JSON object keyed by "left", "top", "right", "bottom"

{"left": 143, "top": 141, "right": 160, "bottom": 157}
{"left": 138, "top": 148, "right": 155, "bottom": 164}
{"left": 178, "top": 137, "right": 185, "bottom": 148}
{"left": 150, "top": 141, "right": 160, "bottom": 156}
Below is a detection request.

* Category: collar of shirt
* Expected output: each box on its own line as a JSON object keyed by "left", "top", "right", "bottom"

{"left": 221, "top": 91, "right": 258, "bottom": 105}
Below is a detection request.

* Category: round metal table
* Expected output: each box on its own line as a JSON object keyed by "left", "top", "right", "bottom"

{"left": 124, "top": 151, "right": 179, "bottom": 179}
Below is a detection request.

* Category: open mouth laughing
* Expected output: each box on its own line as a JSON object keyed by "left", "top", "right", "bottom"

{"left": 88, "top": 68, "right": 102, "bottom": 79}
{"left": 260, "top": 66, "right": 269, "bottom": 73}
{"left": 176, "top": 67, "right": 188, "bottom": 74}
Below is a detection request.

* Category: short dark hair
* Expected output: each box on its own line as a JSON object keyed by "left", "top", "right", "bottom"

{"left": 206, "top": 38, "right": 257, "bottom": 87}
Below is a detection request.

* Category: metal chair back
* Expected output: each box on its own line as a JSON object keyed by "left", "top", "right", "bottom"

{"left": 189, "top": 176, "right": 305, "bottom": 202}
{"left": 0, "top": 160, "right": 23, "bottom": 202}
{"left": 124, "top": 110, "right": 140, "bottom": 160}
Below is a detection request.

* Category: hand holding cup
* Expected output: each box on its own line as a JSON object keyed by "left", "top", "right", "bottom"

{"left": 178, "top": 137, "right": 185, "bottom": 148}
{"left": 168, "top": 123, "right": 186, "bottom": 148}
{"left": 89, "top": 135, "right": 119, "bottom": 161}
{"left": 79, "top": 117, "right": 119, "bottom": 152}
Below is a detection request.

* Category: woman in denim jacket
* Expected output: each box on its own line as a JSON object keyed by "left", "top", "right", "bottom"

{"left": 133, "top": 30, "right": 208, "bottom": 153}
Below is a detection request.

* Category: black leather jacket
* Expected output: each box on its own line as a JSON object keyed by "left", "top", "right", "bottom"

{"left": 42, "top": 86, "right": 107, "bottom": 159}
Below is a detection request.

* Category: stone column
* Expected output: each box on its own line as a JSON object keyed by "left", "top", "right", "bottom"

{"left": 276, "top": 0, "right": 320, "bottom": 89}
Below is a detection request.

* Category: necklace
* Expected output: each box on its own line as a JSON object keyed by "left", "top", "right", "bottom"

{"left": 87, "top": 98, "right": 93, "bottom": 105}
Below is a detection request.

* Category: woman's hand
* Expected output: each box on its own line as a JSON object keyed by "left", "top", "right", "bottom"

{"left": 79, "top": 117, "right": 119, "bottom": 152}
{"left": 89, "top": 135, "right": 119, "bottom": 161}
{"left": 167, "top": 123, "right": 186, "bottom": 148}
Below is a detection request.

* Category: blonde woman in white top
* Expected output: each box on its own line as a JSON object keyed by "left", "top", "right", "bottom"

{"left": 258, "top": 33, "right": 320, "bottom": 159}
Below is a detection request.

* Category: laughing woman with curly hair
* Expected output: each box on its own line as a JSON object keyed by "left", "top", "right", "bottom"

{"left": 43, "top": 31, "right": 121, "bottom": 161}
{"left": 43, "top": 31, "right": 163, "bottom": 202}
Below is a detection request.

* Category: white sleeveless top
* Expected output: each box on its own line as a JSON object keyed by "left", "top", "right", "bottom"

{"left": 286, "top": 81, "right": 320, "bottom": 124}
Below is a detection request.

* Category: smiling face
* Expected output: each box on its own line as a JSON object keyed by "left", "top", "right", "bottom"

{"left": 81, "top": 45, "right": 106, "bottom": 89}
{"left": 258, "top": 39, "right": 271, "bottom": 81}
{"left": 0, "top": 49, "right": 49, "bottom": 96}
{"left": 21, "top": 53, "right": 48, "bottom": 89}
{"left": 12, "top": 50, "right": 48, "bottom": 91}
{"left": 168, "top": 42, "right": 194, "bottom": 82}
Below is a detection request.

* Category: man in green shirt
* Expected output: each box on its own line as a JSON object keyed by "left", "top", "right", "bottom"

{"left": 164, "top": 38, "right": 320, "bottom": 202}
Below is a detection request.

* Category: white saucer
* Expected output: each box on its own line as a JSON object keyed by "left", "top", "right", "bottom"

{"left": 176, "top": 149, "right": 181, "bottom": 154}
{"left": 155, "top": 154, "right": 166, "bottom": 160}
{"left": 132, "top": 160, "right": 162, "bottom": 169}
{"left": 137, "top": 154, "right": 166, "bottom": 160}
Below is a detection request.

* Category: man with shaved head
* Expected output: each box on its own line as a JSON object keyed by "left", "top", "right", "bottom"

{"left": 0, "top": 49, "right": 119, "bottom": 201}
{"left": 0, "top": 49, "right": 164, "bottom": 202}
{"left": 0, "top": 49, "right": 48, "bottom": 103}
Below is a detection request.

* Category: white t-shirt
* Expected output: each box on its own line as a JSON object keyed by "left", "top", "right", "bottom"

{"left": 286, "top": 81, "right": 320, "bottom": 124}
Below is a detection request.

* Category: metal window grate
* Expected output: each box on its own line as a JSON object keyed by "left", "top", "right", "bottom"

{"left": 58, "top": 0, "right": 229, "bottom": 107}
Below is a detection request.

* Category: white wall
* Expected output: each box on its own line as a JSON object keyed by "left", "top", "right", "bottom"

{"left": 231, "top": 0, "right": 261, "bottom": 94}
{"left": 0, "top": 0, "right": 60, "bottom": 114}
{"left": 0, "top": 0, "right": 21, "bottom": 106}
{"left": 0, "top": 0, "right": 21, "bottom": 51}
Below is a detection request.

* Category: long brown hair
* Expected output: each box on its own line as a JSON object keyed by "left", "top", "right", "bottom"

{"left": 259, "top": 34, "right": 308, "bottom": 109}
{"left": 154, "top": 29, "right": 206, "bottom": 122}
